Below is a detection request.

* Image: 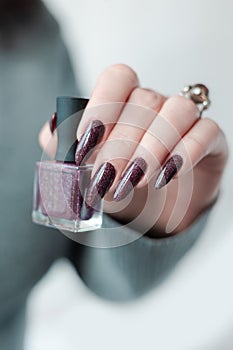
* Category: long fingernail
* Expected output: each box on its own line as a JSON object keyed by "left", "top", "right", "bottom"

{"left": 113, "top": 158, "right": 147, "bottom": 201}
{"left": 75, "top": 120, "right": 105, "bottom": 166}
{"left": 86, "top": 162, "right": 116, "bottom": 208}
{"left": 49, "top": 112, "right": 57, "bottom": 133}
{"left": 155, "top": 155, "right": 183, "bottom": 189}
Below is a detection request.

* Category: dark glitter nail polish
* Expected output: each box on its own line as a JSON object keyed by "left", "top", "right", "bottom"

{"left": 35, "top": 161, "right": 83, "bottom": 220}
{"left": 75, "top": 120, "right": 105, "bottom": 166}
{"left": 155, "top": 154, "right": 183, "bottom": 189}
{"left": 49, "top": 112, "right": 57, "bottom": 133}
{"left": 86, "top": 162, "right": 116, "bottom": 208}
{"left": 113, "top": 157, "right": 147, "bottom": 201}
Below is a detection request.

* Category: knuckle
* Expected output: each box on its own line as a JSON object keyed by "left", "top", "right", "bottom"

{"left": 167, "top": 95, "right": 199, "bottom": 117}
{"left": 114, "top": 126, "right": 133, "bottom": 141}
{"left": 203, "top": 117, "right": 220, "bottom": 135}
{"left": 132, "top": 88, "right": 162, "bottom": 109}
{"left": 106, "top": 63, "right": 138, "bottom": 84}
{"left": 185, "top": 133, "right": 205, "bottom": 152}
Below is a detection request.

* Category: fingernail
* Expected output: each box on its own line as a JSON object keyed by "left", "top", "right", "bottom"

{"left": 75, "top": 120, "right": 105, "bottom": 166}
{"left": 113, "top": 158, "right": 147, "bottom": 201}
{"left": 49, "top": 112, "right": 57, "bottom": 133}
{"left": 155, "top": 155, "right": 183, "bottom": 189}
{"left": 86, "top": 162, "right": 116, "bottom": 208}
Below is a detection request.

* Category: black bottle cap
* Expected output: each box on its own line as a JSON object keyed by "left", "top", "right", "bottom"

{"left": 55, "top": 96, "right": 89, "bottom": 163}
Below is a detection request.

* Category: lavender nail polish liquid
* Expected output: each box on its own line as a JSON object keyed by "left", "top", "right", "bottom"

{"left": 32, "top": 97, "right": 103, "bottom": 232}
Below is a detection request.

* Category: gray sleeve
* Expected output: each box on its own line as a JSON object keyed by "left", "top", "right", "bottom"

{"left": 70, "top": 210, "right": 210, "bottom": 302}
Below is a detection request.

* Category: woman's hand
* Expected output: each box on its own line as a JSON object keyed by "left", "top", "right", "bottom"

{"left": 40, "top": 64, "right": 229, "bottom": 237}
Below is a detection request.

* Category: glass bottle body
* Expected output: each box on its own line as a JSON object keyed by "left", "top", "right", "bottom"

{"left": 32, "top": 161, "right": 102, "bottom": 232}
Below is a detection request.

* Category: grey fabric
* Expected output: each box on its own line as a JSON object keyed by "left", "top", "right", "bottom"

{"left": 71, "top": 211, "right": 210, "bottom": 302}
{"left": 0, "top": 304, "right": 26, "bottom": 350}
{"left": 0, "top": 3, "right": 210, "bottom": 349}
{"left": 0, "top": 4, "right": 76, "bottom": 349}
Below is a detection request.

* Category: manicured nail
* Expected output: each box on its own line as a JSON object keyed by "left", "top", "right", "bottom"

{"left": 75, "top": 120, "right": 105, "bottom": 166}
{"left": 113, "top": 158, "right": 147, "bottom": 201}
{"left": 86, "top": 162, "right": 116, "bottom": 208}
{"left": 155, "top": 155, "right": 183, "bottom": 189}
{"left": 49, "top": 112, "right": 57, "bottom": 133}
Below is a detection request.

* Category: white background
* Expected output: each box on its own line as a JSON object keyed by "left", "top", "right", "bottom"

{"left": 25, "top": 1, "right": 233, "bottom": 349}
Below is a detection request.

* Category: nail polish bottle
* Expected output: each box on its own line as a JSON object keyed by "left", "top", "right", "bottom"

{"left": 32, "top": 97, "right": 103, "bottom": 232}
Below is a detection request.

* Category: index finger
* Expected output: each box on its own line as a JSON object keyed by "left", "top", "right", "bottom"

{"left": 76, "top": 64, "right": 139, "bottom": 140}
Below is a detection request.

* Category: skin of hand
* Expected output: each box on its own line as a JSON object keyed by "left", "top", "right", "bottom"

{"left": 39, "top": 64, "right": 229, "bottom": 237}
